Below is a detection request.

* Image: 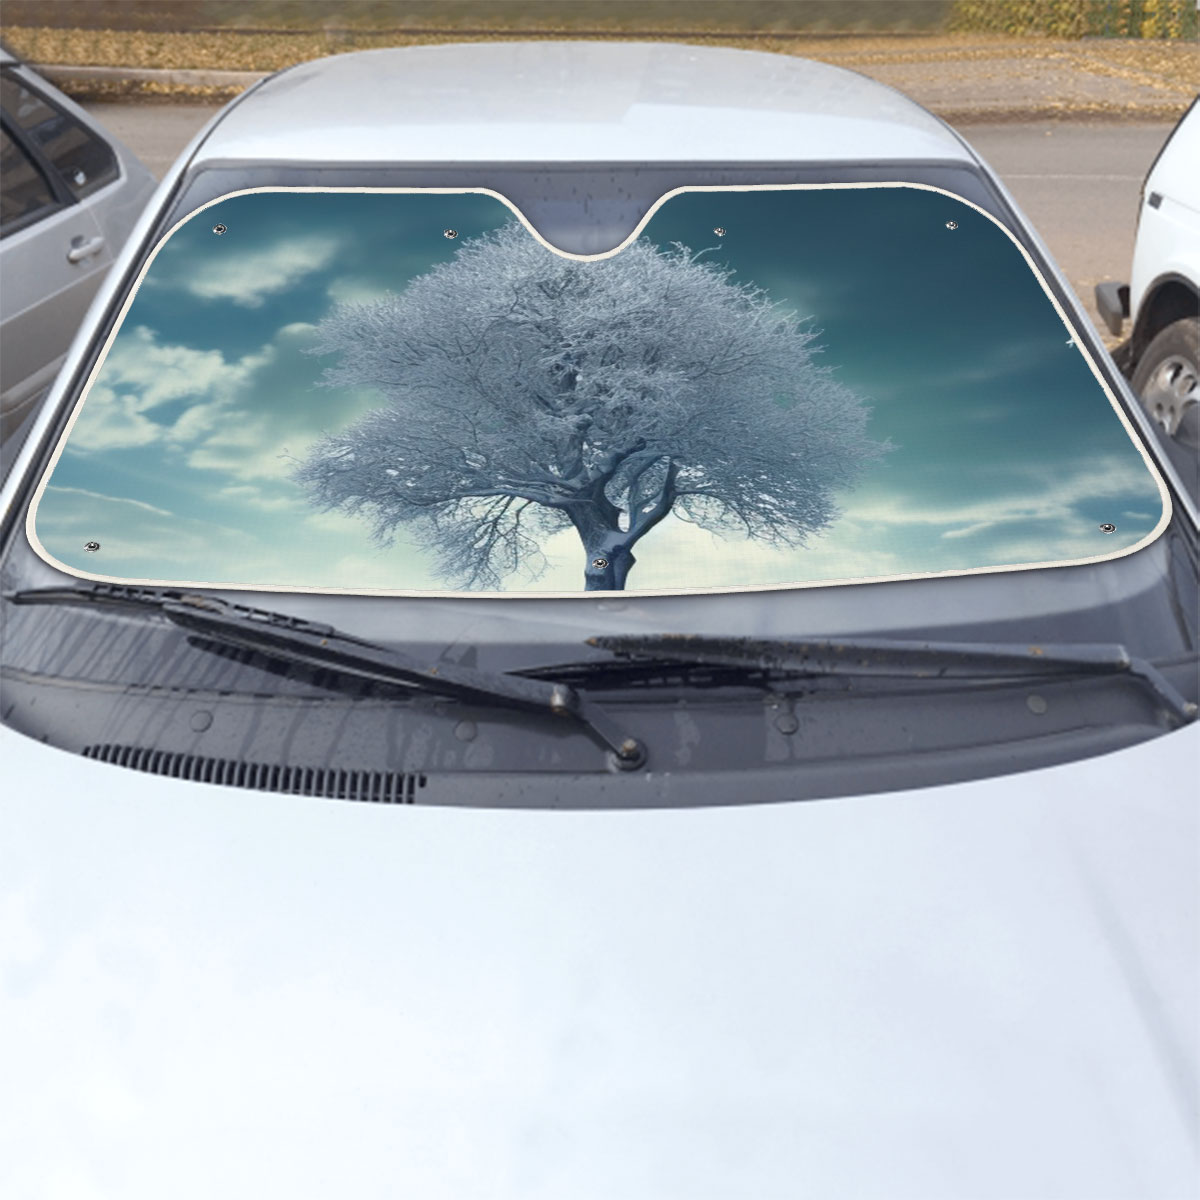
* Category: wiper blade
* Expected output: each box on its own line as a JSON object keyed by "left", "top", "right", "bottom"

{"left": 9, "top": 583, "right": 350, "bottom": 632}
{"left": 590, "top": 633, "right": 1198, "bottom": 725}
{"left": 7, "top": 585, "right": 646, "bottom": 768}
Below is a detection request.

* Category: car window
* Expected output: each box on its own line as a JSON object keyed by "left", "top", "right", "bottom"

{"left": 0, "top": 73, "right": 118, "bottom": 200}
{"left": 0, "top": 124, "right": 58, "bottom": 234}
{"left": 27, "top": 183, "right": 1168, "bottom": 597}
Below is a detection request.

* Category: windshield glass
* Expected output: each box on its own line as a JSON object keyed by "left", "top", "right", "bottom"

{"left": 27, "top": 184, "right": 1167, "bottom": 596}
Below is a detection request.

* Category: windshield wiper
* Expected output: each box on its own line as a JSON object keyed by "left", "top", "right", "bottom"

{"left": 7, "top": 585, "right": 646, "bottom": 768}
{"left": 587, "top": 633, "right": 1198, "bottom": 725}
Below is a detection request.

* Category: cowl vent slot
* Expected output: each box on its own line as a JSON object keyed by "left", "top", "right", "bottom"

{"left": 82, "top": 745, "right": 426, "bottom": 803}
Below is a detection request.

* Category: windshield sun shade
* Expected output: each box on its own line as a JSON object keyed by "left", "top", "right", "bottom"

{"left": 28, "top": 184, "right": 1168, "bottom": 596}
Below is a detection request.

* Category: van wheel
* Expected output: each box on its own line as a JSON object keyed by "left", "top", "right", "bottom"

{"left": 1131, "top": 317, "right": 1199, "bottom": 448}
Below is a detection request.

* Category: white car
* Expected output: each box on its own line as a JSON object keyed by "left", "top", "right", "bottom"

{"left": 1, "top": 44, "right": 1196, "bottom": 1200}
{"left": 1096, "top": 97, "right": 1199, "bottom": 496}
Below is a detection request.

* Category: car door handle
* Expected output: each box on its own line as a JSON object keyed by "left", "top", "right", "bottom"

{"left": 66, "top": 236, "right": 106, "bottom": 264}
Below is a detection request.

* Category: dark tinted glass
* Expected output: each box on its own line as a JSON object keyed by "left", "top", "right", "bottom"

{"left": 0, "top": 73, "right": 117, "bottom": 199}
{"left": 0, "top": 125, "right": 57, "bottom": 231}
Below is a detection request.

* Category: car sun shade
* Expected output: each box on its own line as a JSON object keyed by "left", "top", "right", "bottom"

{"left": 28, "top": 185, "right": 1168, "bottom": 596}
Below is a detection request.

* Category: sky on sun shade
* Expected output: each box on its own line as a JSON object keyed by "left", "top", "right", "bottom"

{"left": 31, "top": 185, "right": 1166, "bottom": 595}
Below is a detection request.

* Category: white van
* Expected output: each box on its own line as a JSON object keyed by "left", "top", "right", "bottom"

{"left": 1096, "top": 97, "right": 1198, "bottom": 495}
{"left": 1, "top": 44, "right": 1196, "bottom": 1199}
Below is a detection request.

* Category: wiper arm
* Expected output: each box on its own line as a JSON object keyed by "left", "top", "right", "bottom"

{"left": 589, "top": 633, "right": 1198, "bottom": 725}
{"left": 7, "top": 585, "right": 646, "bottom": 768}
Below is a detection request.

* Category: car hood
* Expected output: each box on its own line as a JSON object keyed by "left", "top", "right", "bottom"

{"left": 1, "top": 724, "right": 1197, "bottom": 1199}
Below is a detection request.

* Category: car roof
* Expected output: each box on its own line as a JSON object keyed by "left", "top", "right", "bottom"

{"left": 195, "top": 41, "right": 975, "bottom": 167}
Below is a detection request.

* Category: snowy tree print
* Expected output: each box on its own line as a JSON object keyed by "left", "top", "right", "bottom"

{"left": 293, "top": 222, "right": 887, "bottom": 591}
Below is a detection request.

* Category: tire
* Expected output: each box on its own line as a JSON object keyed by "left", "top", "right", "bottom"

{"left": 1130, "top": 316, "right": 1199, "bottom": 449}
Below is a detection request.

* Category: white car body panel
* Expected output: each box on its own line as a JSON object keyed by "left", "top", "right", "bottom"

{"left": 1142, "top": 100, "right": 1200, "bottom": 219}
{"left": 1129, "top": 191, "right": 1200, "bottom": 324}
{"left": 1130, "top": 102, "right": 1200, "bottom": 324}
{"left": 1, "top": 721, "right": 1197, "bottom": 1199}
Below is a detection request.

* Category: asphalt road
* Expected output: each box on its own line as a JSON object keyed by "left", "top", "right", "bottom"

{"left": 87, "top": 102, "right": 1174, "bottom": 337}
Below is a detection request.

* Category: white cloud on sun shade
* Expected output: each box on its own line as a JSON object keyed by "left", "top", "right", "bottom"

{"left": 66, "top": 327, "right": 274, "bottom": 453}
{"left": 184, "top": 234, "right": 341, "bottom": 308}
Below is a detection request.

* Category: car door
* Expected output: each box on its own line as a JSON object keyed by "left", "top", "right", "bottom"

{"left": 0, "top": 69, "right": 117, "bottom": 445}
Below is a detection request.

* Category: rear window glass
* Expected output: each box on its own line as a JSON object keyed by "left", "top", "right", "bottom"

{"left": 1, "top": 73, "right": 118, "bottom": 200}
{"left": 28, "top": 185, "right": 1168, "bottom": 596}
{"left": 0, "top": 124, "right": 57, "bottom": 232}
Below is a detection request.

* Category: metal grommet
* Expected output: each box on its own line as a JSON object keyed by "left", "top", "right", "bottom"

{"left": 212, "top": 223, "right": 227, "bottom": 235}
{"left": 945, "top": 220, "right": 958, "bottom": 230}
{"left": 591, "top": 556, "right": 609, "bottom": 570}
{"left": 443, "top": 228, "right": 458, "bottom": 239}
{"left": 1099, "top": 523, "right": 1117, "bottom": 534}
{"left": 83, "top": 541, "right": 100, "bottom": 552}
{"left": 713, "top": 227, "right": 726, "bottom": 237}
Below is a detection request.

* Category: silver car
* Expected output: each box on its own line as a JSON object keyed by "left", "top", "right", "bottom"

{"left": 0, "top": 47, "right": 156, "bottom": 471}
{"left": 1, "top": 42, "right": 1197, "bottom": 1199}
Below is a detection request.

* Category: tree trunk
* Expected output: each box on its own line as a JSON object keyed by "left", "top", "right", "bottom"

{"left": 583, "top": 540, "right": 636, "bottom": 591}
{"left": 568, "top": 464, "right": 676, "bottom": 591}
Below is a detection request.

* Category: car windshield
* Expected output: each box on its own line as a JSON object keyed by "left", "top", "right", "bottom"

{"left": 1, "top": 162, "right": 1194, "bottom": 806}
{"left": 27, "top": 183, "right": 1166, "bottom": 596}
